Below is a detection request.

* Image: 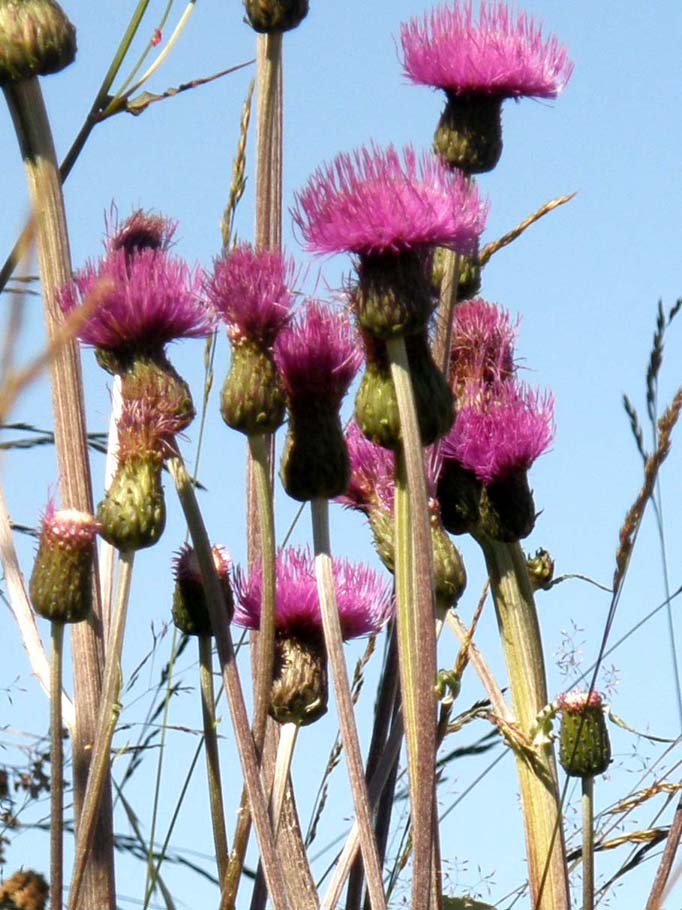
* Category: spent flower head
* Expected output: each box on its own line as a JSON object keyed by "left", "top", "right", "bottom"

{"left": 444, "top": 378, "right": 554, "bottom": 484}
{"left": 106, "top": 208, "right": 178, "bottom": 257}
{"left": 233, "top": 547, "right": 393, "bottom": 640}
{"left": 401, "top": 0, "right": 573, "bottom": 100}
{"left": 206, "top": 243, "right": 295, "bottom": 345}
{"left": 293, "top": 144, "right": 487, "bottom": 257}
{"left": 275, "top": 299, "right": 362, "bottom": 406}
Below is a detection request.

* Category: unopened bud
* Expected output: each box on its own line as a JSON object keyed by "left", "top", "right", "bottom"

{"left": 0, "top": 0, "right": 76, "bottom": 86}
{"left": 558, "top": 690, "right": 611, "bottom": 778}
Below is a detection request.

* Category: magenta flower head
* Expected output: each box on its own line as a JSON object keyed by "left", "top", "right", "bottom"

{"left": 451, "top": 297, "right": 517, "bottom": 391}
{"left": 171, "top": 543, "right": 233, "bottom": 636}
{"left": 205, "top": 243, "right": 295, "bottom": 436}
{"left": 60, "top": 242, "right": 210, "bottom": 361}
{"left": 401, "top": 1, "right": 573, "bottom": 172}
{"left": 234, "top": 547, "right": 392, "bottom": 725}
{"left": 275, "top": 300, "right": 362, "bottom": 501}
{"left": 30, "top": 501, "right": 99, "bottom": 624}
{"left": 557, "top": 690, "right": 611, "bottom": 779}
{"left": 443, "top": 378, "right": 554, "bottom": 540}
{"left": 294, "top": 144, "right": 487, "bottom": 338}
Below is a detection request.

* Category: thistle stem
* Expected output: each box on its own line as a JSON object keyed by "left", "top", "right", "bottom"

{"left": 270, "top": 722, "right": 298, "bottom": 836}
{"left": 433, "top": 248, "right": 461, "bottom": 377}
{"left": 477, "top": 536, "right": 569, "bottom": 910}
{"left": 311, "top": 497, "right": 386, "bottom": 910}
{"left": 386, "top": 336, "right": 438, "bottom": 910}
{"left": 3, "top": 75, "right": 113, "bottom": 910}
{"left": 222, "top": 433, "right": 278, "bottom": 909}
{"left": 168, "top": 452, "right": 291, "bottom": 910}
{"left": 198, "top": 634, "right": 229, "bottom": 885}
{"left": 50, "top": 621, "right": 65, "bottom": 910}
{"left": 69, "top": 551, "right": 134, "bottom": 910}
{"left": 582, "top": 776, "right": 594, "bottom": 910}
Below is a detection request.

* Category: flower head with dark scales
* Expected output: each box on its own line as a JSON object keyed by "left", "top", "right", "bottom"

{"left": 233, "top": 547, "right": 393, "bottom": 641}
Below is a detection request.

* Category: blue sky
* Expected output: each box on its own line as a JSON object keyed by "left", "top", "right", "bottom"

{"left": 2, "top": 1, "right": 682, "bottom": 907}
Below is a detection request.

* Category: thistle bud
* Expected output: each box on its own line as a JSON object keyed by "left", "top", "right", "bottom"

{"left": 527, "top": 548, "right": 555, "bottom": 592}
{"left": 172, "top": 544, "right": 233, "bottom": 636}
{"left": 220, "top": 341, "right": 286, "bottom": 435}
{"left": 29, "top": 504, "right": 98, "bottom": 624}
{"left": 270, "top": 632, "right": 328, "bottom": 726}
{"left": 97, "top": 455, "right": 166, "bottom": 552}
{"left": 0, "top": 0, "right": 76, "bottom": 86}
{"left": 558, "top": 691, "right": 611, "bottom": 778}
{"left": 244, "top": 0, "right": 308, "bottom": 34}
{"left": 0, "top": 869, "right": 49, "bottom": 910}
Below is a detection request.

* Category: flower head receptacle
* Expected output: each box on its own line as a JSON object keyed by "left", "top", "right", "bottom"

{"left": 29, "top": 501, "right": 99, "bottom": 623}
{"left": 558, "top": 690, "right": 611, "bottom": 779}
{"left": 172, "top": 544, "right": 233, "bottom": 636}
{"left": 401, "top": 1, "right": 573, "bottom": 172}
{"left": 244, "top": 0, "right": 308, "bottom": 33}
{"left": 206, "top": 243, "right": 294, "bottom": 436}
{"left": 234, "top": 547, "right": 392, "bottom": 725}
{"left": 294, "top": 144, "right": 486, "bottom": 338}
{"left": 276, "top": 300, "right": 361, "bottom": 501}
{"left": 0, "top": 0, "right": 76, "bottom": 87}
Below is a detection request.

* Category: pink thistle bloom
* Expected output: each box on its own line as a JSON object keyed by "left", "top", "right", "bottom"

{"left": 444, "top": 379, "right": 554, "bottom": 483}
{"left": 275, "top": 300, "right": 362, "bottom": 407}
{"left": 293, "top": 144, "right": 487, "bottom": 257}
{"left": 337, "top": 421, "right": 396, "bottom": 513}
{"left": 40, "top": 501, "right": 100, "bottom": 549}
{"left": 60, "top": 246, "right": 211, "bottom": 352}
{"left": 557, "top": 690, "right": 606, "bottom": 713}
{"left": 205, "top": 243, "right": 295, "bottom": 345}
{"left": 233, "top": 547, "right": 393, "bottom": 641}
{"left": 116, "top": 397, "right": 186, "bottom": 462}
{"left": 451, "top": 297, "right": 517, "bottom": 388}
{"left": 401, "top": 1, "right": 573, "bottom": 100}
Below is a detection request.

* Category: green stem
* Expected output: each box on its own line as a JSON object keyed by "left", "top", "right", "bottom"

{"left": 50, "top": 621, "right": 65, "bottom": 910}
{"left": 69, "top": 551, "right": 134, "bottom": 910}
{"left": 582, "top": 776, "right": 594, "bottom": 910}
{"left": 477, "top": 537, "right": 570, "bottom": 910}
{"left": 311, "top": 498, "right": 386, "bottom": 910}
{"left": 222, "top": 433, "right": 277, "bottom": 910}
{"left": 386, "top": 336, "right": 438, "bottom": 910}
{"left": 433, "top": 248, "right": 461, "bottom": 376}
{"left": 3, "top": 76, "right": 114, "bottom": 910}
{"left": 168, "top": 452, "right": 291, "bottom": 910}
{"left": 198, "top": 634, "right": 229, "bottom": 884}
{"left": 255, "top": 33, "right": 282, "bottom": 250}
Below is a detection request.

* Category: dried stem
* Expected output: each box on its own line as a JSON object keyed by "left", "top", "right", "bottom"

{"left": 198, "top": 634, "right": 229, "bottom": 885}
{"left": 480, "top": 194, "right": 576, "bottom": 266}
{"left": 433, "top": 248, "right": 461, "bottom": 376}
{"left": 69, "top": 552, "right": 134, "bottom": 910}
{"left": 3, "top": 75, "right": 114, "bottom": 910}
{"left": 50, "top": 621, "right": 65, "bottom": 910}
{"left": 386, "top": 336, "right": 438, "bottom": 910}
{"left": 311, "top": 497, "right": 386, "bottom": 910}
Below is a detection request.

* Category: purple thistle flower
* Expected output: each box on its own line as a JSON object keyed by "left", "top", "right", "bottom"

{"left": 275, "top": 300, "right": 362, "bottom": 406}
{"left": 293, "top": 144, "right": 487, "bottom": 257}
{"left": 337, "top": 421, "right": 396, "bottom": 513}
{"left": 60, "top": 246, "right": 211, "bottom": 352}
{"left": 451, "top": 297, "right": 518, "bottom": 389}
{"left": 444, "top": 379, "right": 554, "bottom": 484}
{"left": 233, "top": 547, "right": 393, "bottom": 640}
{"left": 206, "top": 243, "right": 294, "bottom": 345}
{"left": 401, "top": 1, "right": 573, "bottom": 100}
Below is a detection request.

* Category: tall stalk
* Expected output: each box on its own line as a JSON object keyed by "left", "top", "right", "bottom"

{"left": 478, "top": 537, "right": 570, "bottom": 910}
{"left": 3, "top": 76, "right": 114, "bottom": 910}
